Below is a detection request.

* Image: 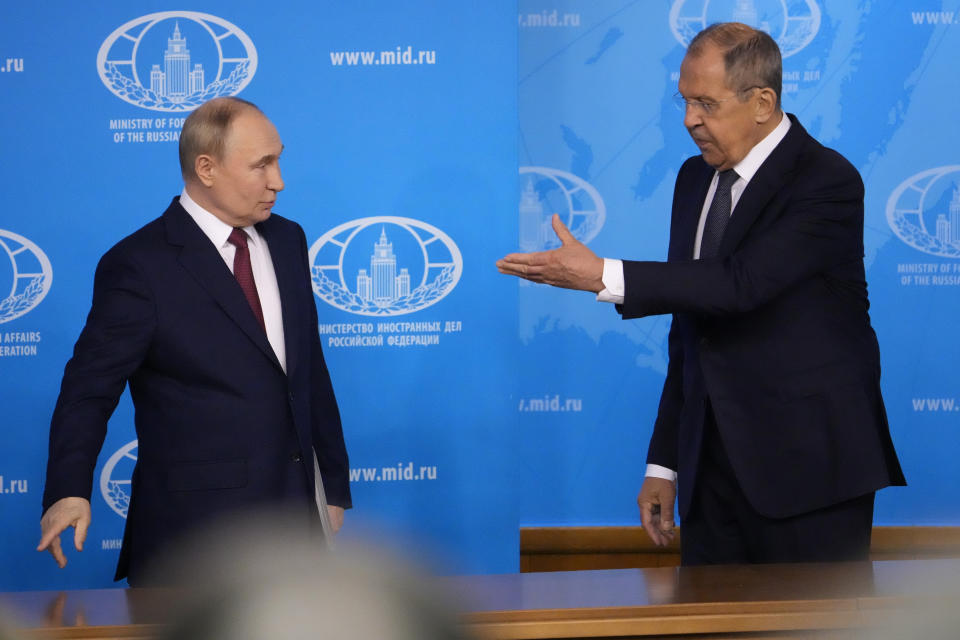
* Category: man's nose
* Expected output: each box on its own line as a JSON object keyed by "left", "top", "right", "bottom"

{"left": 268, "top": 165, "right": 284, "bottom": 192}
{"left": 683, "top": 103, "right": 702, "bottom": 130}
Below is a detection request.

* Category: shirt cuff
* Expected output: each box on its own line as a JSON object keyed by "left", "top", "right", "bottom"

{"left": 595, "top": 258, "right": 625, "bottom": 304}
{"left": 645, "top": 464, "right": 677, "bottom": 483}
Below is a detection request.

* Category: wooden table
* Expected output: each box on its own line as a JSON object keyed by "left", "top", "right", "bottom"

{"left": 3, "top": 559, "right": 959, "bottom": 639}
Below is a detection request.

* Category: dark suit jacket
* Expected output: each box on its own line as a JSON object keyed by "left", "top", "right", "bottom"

{"left": 43, "top": 198, "right": 351, "bottom": 582}
{"left": 620, "top": 115, "right": 904, "bottom": 519}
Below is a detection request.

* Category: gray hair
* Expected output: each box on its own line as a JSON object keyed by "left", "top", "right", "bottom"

{"left": 179, "top": 97, "right": 263, "bottom": 180}
{"left": 688, "top": 22, "right": 782, "bottom": 108}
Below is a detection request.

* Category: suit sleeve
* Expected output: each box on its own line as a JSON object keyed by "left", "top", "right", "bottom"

{"left": 646, "top": 317, "right": 682, "bottom": 470}
{"left": 620, "top": 150, "right": 864, "bottom": 319}
{"left": 42, "top": 245, "right": 156, "bottom": 512}
{"left": 297, "top": 226, "right": 352, "bottom": 509}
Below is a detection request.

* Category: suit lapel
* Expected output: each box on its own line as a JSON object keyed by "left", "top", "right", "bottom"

{"left": 163, "top": 200, "right": 283, "bottom": 372}
{"left": 257, "top": 217, "right": 300, "bottom": 380}
{"left": 718, "top": 114, "right": 806, "bottom": 256}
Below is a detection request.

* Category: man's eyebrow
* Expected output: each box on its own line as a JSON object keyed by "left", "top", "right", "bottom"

{"left": 253, "top": 146, "right": 284, "bottom": 165}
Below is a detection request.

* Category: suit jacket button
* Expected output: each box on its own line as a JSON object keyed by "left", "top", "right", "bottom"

{"left": 290, "top": 452, "right": 302, "bottom": 463}
{"left": 699, "top": 337, "right": 709, "bottom": 347}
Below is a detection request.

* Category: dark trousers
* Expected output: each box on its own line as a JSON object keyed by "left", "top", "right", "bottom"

{"left": 681, "top": 408, "right": 875, "bottom": 566}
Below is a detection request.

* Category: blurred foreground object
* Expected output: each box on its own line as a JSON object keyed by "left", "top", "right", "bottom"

{"left": 148, "top": 509, "right": 473, "bottom": 640}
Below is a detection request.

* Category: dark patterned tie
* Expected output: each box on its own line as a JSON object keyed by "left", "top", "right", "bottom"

{"left": 227, "top": 228, "right": 266, "bottom": 332}
{"left": 699, "top": 169, "right": 739, "bottom": 259}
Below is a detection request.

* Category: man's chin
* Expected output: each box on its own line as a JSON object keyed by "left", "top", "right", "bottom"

{"left": 701, "top": 153, "right": 727, "bottom": 170}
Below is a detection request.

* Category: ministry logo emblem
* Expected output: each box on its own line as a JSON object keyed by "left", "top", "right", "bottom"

{"left": 519, "top": 167, "right": 605, "bottom": 252}
{"left": 100, "top": 440, "right": 137, "bottom": 519}
{"left": 887, "top": 166, "right": 960, "bottom": 259}
{"left": 669, "top": 0, "right": 821, "bottom": 58}
{"left": 97, "top": 11, "right": 257, "bottom": 112}
{"left": 0, "top": 229, "right": 53, "bottom": 324}
{"left": 309, "top": 217, "right": 463, "bottom": 317}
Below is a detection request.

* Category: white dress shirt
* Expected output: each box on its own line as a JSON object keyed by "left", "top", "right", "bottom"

{"left": 595, "top": 113, "right": 791, "bottom": 482}
{"left": 180, "top": 188, "right": 287, "bottom": 374}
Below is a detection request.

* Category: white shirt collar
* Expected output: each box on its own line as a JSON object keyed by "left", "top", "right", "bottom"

{"left": 731, "top": 111, "right": 791, "bottom": 184}
{"left": 180, "top": 187, "right": 261, "bottom": 248}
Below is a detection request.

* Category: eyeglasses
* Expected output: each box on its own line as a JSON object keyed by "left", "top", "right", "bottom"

{"left": 672, "top": 87, "right": 760, "bottom": 116}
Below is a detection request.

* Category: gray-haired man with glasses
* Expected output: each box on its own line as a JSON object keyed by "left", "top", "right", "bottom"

{"left": 497, "top": 22, "right": 904, "bottom": 565}
{"left": 673, "top": 85, "right": 761, "bottom": 116}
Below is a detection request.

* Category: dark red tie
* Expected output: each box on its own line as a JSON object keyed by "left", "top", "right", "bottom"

{"left": 227, "top": 228, "right": 266, "bottom": 332}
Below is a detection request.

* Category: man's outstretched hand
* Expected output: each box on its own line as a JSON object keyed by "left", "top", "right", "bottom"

{"left": 496, "top": 214, "right": 605, "bottom": 292}
{"left": 38, "top": 497, "right": 91, "bottom": 568}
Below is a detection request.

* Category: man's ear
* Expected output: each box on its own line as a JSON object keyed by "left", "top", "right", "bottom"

{"left": 754, "top": 87, "right": 778, "bottom": 124}
{"left": 195, "top": 154, "right": 216, "bottom": 187}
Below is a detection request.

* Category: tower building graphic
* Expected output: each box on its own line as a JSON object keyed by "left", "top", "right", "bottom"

{"left": 149, "top": 23, "right": 203, "bottom": 102}
{"left": 356, "top": 228, "right": 411, "bottom": 305}
{"left": 950, "top": 187, "right": 960, "bottom": 246}
{"left": 923, "top": 184, "right": 960, "bottom": 249}
{"left": 519, "top": 178, "right": 545, "bottom": 250}
{"left": 731, "top": 0, "right": 772, "bottom": 34}
{"left": 732, "top": 0, "right": 758, "bottom": 26}
{"left": 937, "top": 214, "right": 950, "bottom": 245}
{"left": 927, "top": 184, "right": 960, "bottom": 248}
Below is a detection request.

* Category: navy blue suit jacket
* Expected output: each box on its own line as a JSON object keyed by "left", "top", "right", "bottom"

{"left": 43, "top": 198, "right": 350, "bottom": 582}
{"left": 620, "top": 115, "right": 904, "bottom": 519}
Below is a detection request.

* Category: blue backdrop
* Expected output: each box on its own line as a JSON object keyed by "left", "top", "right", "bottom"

{"left": 514, "top": 0, "right": 960, "bottom": 530}
{"left": 0, "top": 1, "right": 518, "bottom": 590}
{"left": 2, "top": 0, "right": 959, "bottom": 590}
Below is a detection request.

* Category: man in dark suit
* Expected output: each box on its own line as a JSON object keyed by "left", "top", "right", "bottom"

{"left": 497, "top": 23, "right": 904, "bottom": 564}
{"left": 37, "top": 97, "right": 351, "bottom": 584}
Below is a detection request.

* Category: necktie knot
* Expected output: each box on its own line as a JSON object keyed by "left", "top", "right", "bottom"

{"left": 717, "top": 169, "right": 739, "bottom": 190}
{"left": 228, "top": 227, "right": 249, "bottom": 250}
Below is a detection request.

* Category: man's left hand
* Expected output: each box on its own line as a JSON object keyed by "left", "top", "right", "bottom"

{"left": 327, "top": 505, "right": 345, "bottom": 535}
{"left": 496, "top": 214, "right": 605, "bottom": 292}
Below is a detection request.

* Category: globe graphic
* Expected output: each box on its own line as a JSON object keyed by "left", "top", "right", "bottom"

{"left": 309, "top": 216, "right": 463, "bottom": 316}
{"left": 1, "top": 239, "right": 13, "bottom": 299}
{"left": 519, "top": 167, "right": 606, "bottom": 251}
{"left": 0, "top": 229, "right": 53, "bottom": 324}
{"left": 96, "top": 11, "right": 257, "bottom": 112}
{"left": 100, "top": 440, "right": 138, "bottom": 519}
{"left": 670, "top": 0, "right": 821, "bottom": 58}
{"left": 886, "top": 165, "right": 960, "bottom": 259}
